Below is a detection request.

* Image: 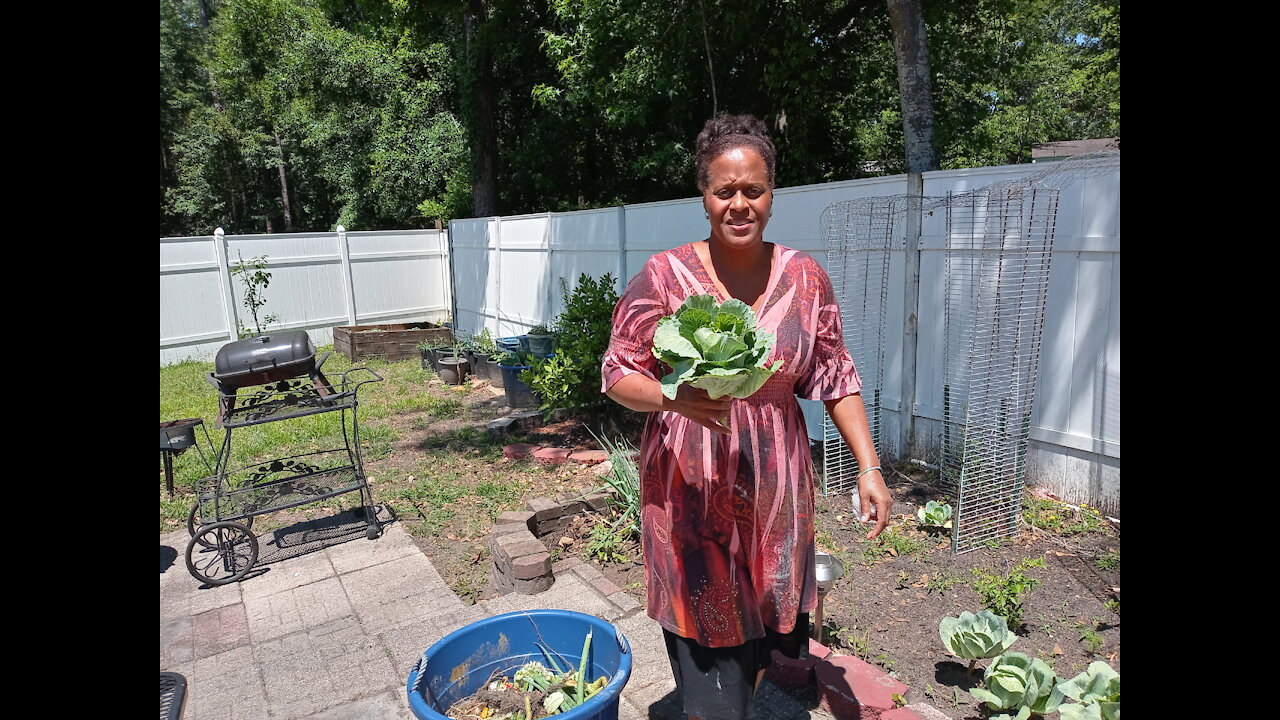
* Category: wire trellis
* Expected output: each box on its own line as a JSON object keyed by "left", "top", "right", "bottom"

{"left": 817, "top": 198, "right": 895, "bottom": 495}
{"left": 942, "top": 185, "right": 1059, "bottom": 553}
{"left": 818, "top": 152, "right": 1111, "bottom": 545}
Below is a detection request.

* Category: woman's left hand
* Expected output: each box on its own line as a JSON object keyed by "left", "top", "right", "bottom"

{"left": 858, "top": 471, "right": 893, "bottom": 539}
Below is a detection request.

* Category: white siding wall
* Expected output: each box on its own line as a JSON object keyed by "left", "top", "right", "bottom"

{"left": 448, "top": 160, "right": 1119, "bottom": 511}
{"left": 160, "top": 228, "right": 450, "bottom": 365}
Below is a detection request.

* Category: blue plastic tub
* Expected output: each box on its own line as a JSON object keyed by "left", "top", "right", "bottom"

{"left": 407, "top": 610, "right": 632, "bottom": 720}
{"left": 499, "top": 364, "right": 538, "bottom": 408}
{"left": 495, "top": 336, "right": 523, "bottom": 354}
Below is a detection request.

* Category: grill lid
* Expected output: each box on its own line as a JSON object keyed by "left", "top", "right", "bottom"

{"left": 213, "top": 330, "right": 317, "bottom": 384}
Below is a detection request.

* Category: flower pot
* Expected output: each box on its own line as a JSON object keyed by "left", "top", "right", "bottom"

{"left": 499, "top": 364, "right": 537, "bottom": 408}
{"left": 495, "top": 337, "right": 522, "bottom": 354}
{"left": 470, "top": 352, "right": 492, "bottom": 381}
{"left": 438, "top": 357, "right": 469, "bottom": 385}
{"left": 424, "top": 345, "right": 451, "bottom": 373}
{"left": 526, "top": 334, "right": 556, "bottom": 356}
{"left": 406, "top": 609, "right": 632, "bottom": 720}
{"left": 487, "top": 358, "right": 504, "bottom": 388}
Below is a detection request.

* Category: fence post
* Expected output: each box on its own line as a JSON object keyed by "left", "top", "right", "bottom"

{"left": 899, "top": 173, "right": 924, "bottom": 461}
{"left": 213, "top": 227, "right": 240, "bottom": 341}
{"left": 337, "top": 224, "right": 357, "bottom": 325}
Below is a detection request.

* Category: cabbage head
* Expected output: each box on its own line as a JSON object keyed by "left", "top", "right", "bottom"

{"left": 970, "top": 651, "right": 1063, "bottom": 716}
{"left": 652, "top": 294, "right": 783, "bottom": 400}
{"left": 1057, "top": 661, "right": 1119, "bottom": 720}
{"left": 917, "top": 500, "right": 954, "bottom": 529}
{"left": 939, "top": 610, "right": 1016, "bottom": 663}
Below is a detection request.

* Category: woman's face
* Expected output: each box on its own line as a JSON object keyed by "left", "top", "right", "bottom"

{"left": 703, "top": 146, "right": 773, "bottom": 252}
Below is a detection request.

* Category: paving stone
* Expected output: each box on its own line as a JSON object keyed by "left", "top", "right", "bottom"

{"left": 766, "top": 647, "right": 820, "bottom": 687}
{"left": 495, "top": 510, "right": 535, "bottom": 527}
{"left": 299, "top": 689, "right": 408, "bottom": 720}
{"left": 816, "top": 655, "right": 909, "bottom": 720}
{"left": 533, "top": 447, "right": 572, "bottom": 465}
{"left": 809, "top": 638, "right": 834, "bottom": 660}
{"left": 340, "top": 554, "right": 461, "bottom": 634}
{"left": 568, "top": 449, "right": 609, "bottom": 465}
{"left": 487, "top": 417, "right": 515, "bottom": 436}
{"left": 379, "top": 605, "right": 486, "bottom": 678}
{"left": 245, "top": 577, "right": 355, "bottom": 644}
{"left": 325, "top": 523, "right": 419, "bottom": 575}
{"left": 503, "top": 443, "right": 541, "bottom": 460}
{"left": 186, "top": 645, "right": 269, "bottom": 720}
{"left": 883, "top": 704, "right": 951, "bottom": 720}
{"left": 571, "top": 563, "right": 603, "bottom": 582}
{"left": 592, "top": 577, "right": 621, "bottom": 596}
{"left": 551, "top": 557, "right": 583, "bottom": 574}
{"left": 491, "top": 522, "right": 531, "bottom": 536}
{"left": 607, "top": 591, "right": 642, "bottom": 613}
{"left": 192, "top": 603, "right": 252, "bottom": 661}
{"left": 240, "top": 550, "right": 337, "bottom": 602}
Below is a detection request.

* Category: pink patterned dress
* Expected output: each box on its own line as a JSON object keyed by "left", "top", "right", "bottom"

{"left": 600, "top": 241, "right": 861, "bottom": 648}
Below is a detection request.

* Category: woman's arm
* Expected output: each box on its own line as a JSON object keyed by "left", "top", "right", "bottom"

{"left": 606, "top": 373, "right": 734, "bottom": 435}
{"left": 824, "top": 393, "right": 893, "bottom": 539}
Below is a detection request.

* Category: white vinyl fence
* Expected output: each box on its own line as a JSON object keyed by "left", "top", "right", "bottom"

{"left": 449, "top": 159, "right": 1120, "bottom": 515}
{"left": 160, "top": 227, "right": 451, "bottom": 365}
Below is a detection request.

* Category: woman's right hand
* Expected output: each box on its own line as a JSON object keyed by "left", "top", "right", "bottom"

{"left": 663, "top": 384, "right": 733, "bottom": 435}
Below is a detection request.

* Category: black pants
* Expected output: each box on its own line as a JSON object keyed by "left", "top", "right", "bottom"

{"left": 662, "top": 614, "right": 810, "bottom": 720}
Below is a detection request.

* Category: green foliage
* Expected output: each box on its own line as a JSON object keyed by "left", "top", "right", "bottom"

{"left": 916, "top": 500, "right": 954, "bottom": 530}
{"left": 1093, "top": 548, "right": 1119, "bottom": 571}
{"left": 926, "top": 569, "right": 966, "bottom": 595}
{"left": 521, "top": 274, "right": 624, "bottom": 429}
{"left": 970, "top": 651, "right": 1064, "bottom": 717}
{"left": 652, "top": 294, "right": 782, "bottom": 401}
{"left": 859, "top": 524, "right": 933, "bottom": 565}
{"left": 230, "top": 252, "right": 278, "bottom": 336}
{"left": 1057, "top": 661, "right": 1120, "bottom": 720}
{"left": 970, "top": 557, "right": 1046, "bottom": 631}
{"left": 588, "top": 429, "right": 641, "bottom": 539}
{"left": 583, "top": 521, "right": 630, "bottom": 565}
{"left": 939, "top": 610, "right": 1018, "bottom": 667}
{"left": 1024, "top": 495, "right": 1107, "bottom": 535}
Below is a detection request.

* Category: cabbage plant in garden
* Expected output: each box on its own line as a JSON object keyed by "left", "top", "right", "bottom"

{"left": 970, "top": 651, "right": 1064, "bottom": 718}
{"left": 1057, "top": 661, "right": 1120, "bottom": 720}
{"left": 651, "top": 295, "right": 782, "bottom": 400}
{"left": 938, "top": 610, "right": 1017, "bottom": 671}
{"left": 917, "top": 500, "right": 953, "bottom": 530}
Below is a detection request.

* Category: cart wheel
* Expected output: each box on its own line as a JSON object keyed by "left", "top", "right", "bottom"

{"left": 188, "top": 504, "right": 254, "bottom": 549}
{"left": 366, "top": 524, "right": 381, "bottom": 540}
{"left": 185, "top": 521, "right": 258, "bottom": 586}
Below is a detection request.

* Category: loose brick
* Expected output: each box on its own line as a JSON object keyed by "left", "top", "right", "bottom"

{"left": 487, "top": 418, "right": 515, "bottom": 436}
{"left": 816, "top": 655, "right": 910, "bottom": 720}
{"left": 512, "top": 552, "right": 552, "bottom": 580}
{"left": 767, "top": 648, "right": 820, "bottom": 688}
{"left": 514, "top": 575, "right": 554, "bottom": 594}
{"left": 568, "top": 450, "right": 609, "bottom": 465}
{"left": 591, "top": 577, "right": 621, "bottom": 596}
{"left": 503, "top": 443, "right": 541, "bottom": 460}
{"left": 808, "top": 638, "right": 833, "bottom": 660}
{"left": 492, "top": 522, "right": 531, "bottom": 537}
{"left": 582, "top": 493, "right": 611, "bottom": 512}
{"left": 493, "top": 532, "right": 544, "bottom": 562}
{"left": 495, "top": 510, "right": 535, "bottom": 527}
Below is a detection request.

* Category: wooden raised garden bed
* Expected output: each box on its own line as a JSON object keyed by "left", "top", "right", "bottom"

{"left": 333, "top": 322, "right": 452, "bottom": 362}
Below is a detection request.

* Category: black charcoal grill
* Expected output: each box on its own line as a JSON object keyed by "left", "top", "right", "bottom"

{"left": 206, "top": 330, "right": 334, "bottom": 426}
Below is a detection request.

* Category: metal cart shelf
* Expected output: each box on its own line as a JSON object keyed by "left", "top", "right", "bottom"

{"left": 184, "top": 363, "right": 384, "bottom": 586}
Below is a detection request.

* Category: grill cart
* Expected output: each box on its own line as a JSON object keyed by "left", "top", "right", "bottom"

{"left": 184, "top": 330, "right": 384, "bottom": 586}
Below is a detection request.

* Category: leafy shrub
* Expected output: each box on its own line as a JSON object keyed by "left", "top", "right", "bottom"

{"left": 939, "top": 610, "right": 1017, "bottom": 670}
{"left": 971, "top": 557, "right": 1045, "bottom": 631}
{"left": 521, "top": 273, "right": 625, "bottom": 430}
{"left": 970, "top": 651, "right": 1064, "bottom": 717}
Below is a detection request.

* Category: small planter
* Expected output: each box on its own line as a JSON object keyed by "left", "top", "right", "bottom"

{"left": 487, "top": 358, "right": 504, "bottom": 388}
{"left": 526, "top": 334, "right": 556, "bottom": 356}
{"left": 470, "top": 352, "right": 492, "bottom": 381}
{"left": 438, "top": 357, "right": 470, "bottom": 385}
{"left": 423, "top": 344, "right": 451, "bottom": 373}
{"left": 499, "top": 364, "right": 537, "bottom": 408}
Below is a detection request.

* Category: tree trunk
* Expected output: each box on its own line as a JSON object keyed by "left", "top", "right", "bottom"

{"left": 464, "top": 0, "right": 498, "bottom": 217}
{"left": 885, "top": 0, "right": 938, "bottom": 173}
{"left": 275, "top": 131, "right": 294, "bottom": 232}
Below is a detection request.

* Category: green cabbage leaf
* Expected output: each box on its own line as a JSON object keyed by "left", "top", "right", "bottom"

{"left": 652, "top": 294, "right": 783, "bottom": 400}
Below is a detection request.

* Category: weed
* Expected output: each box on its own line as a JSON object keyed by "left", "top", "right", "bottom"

{"left": 1023, "top": 495, "right": 1107, "bottom": 536}
{"left": 1094, "top": 548, "right": 1120, "bottom": 571}
{"left": 895, "top": 570, "right": 911, "bottom": 588}
{"left": 1079, "top": 624, "right": 1104, "bottom": 654}
{"left": 1104, "top": 598, "right": 1120, "bottom": 615}
{"left": 925, "top": 569, "right": 966, "bottom": 595}
{"left": 583, "top": 521, "right": 631, "bottom": 565}
{"left": 891, "top": 693, "right": 907, "bottom": 708}
{"left": 970, "top": 556, "right": 1046, "bottom": 631}
{"left": 860, "top": 523, "right": 932, "bottom": 565}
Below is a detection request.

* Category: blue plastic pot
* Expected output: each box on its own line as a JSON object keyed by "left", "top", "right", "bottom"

{"left": 499, "top": 364, "right": 538, "bottom": 408}
{"left": 407, "top": 610, "right": 632, "bottom": 720}
{"left": 495, "top": 336, "right": 523, "bottom": 354}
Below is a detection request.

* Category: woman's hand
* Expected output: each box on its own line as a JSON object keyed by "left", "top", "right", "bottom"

{"left": 663, "top": 384, "right": 733, "bottom": 435}
{"left": 606, "top": 374, "right": 733, "bottom": 434}
{"left": 857, "top": 470, "right": 893, "bottom": 540}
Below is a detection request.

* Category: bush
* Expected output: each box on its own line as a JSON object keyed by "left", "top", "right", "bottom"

{"left": 522, "top": 273, "right": 631, "bottom": 431}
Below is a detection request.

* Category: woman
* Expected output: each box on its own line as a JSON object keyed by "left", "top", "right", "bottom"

{"left": 601, "top": 113, "right": 892, "bottom": 720}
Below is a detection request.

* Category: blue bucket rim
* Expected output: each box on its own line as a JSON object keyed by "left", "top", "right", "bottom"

{"left": 406, "top": 609, "right": 633, "bottom": 720}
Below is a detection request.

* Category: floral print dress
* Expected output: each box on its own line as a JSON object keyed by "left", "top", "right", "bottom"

{"left": 600, "top": 241, "right": 861, "bottom": 648}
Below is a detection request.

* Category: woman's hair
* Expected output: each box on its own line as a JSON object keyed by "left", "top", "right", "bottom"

{"left": 694, "top": 113, "right": 777, "bottom": 191}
